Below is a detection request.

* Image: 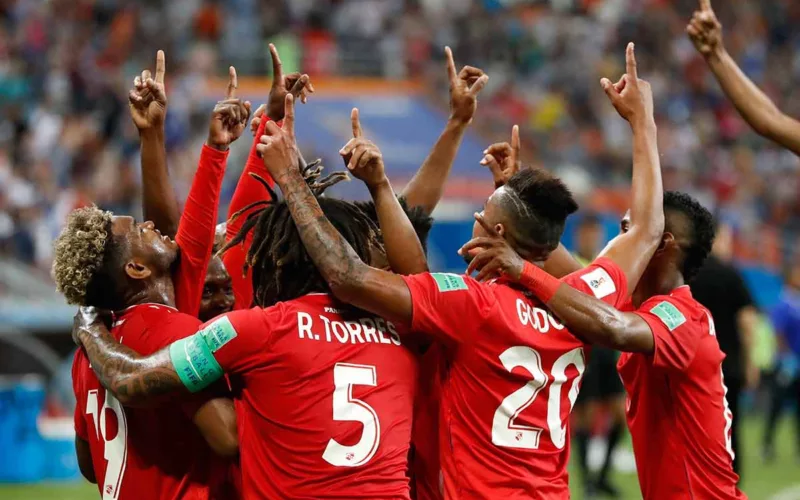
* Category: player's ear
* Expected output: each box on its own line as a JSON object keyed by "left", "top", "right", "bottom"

{"left": 494, "top": 223, "right": 506, "bottom": 238}
{"left": 124, "top": 260, "right": 152, "bottom": 280}
{"left": 656, "top": 232, "right": 675, "bottom": 254}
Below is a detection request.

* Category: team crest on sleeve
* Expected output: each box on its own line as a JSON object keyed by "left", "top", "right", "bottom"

{"left": 431, "top": 273, "right": 468, "bottom": 292}
{"left": 580, "top": 268, "right": 616, "bottom": 299}
{"left": 200, "top": 316, "right": 238, "bottom": 352}
{"left": 650, "top": 301, "right": 686, "bottom": 331}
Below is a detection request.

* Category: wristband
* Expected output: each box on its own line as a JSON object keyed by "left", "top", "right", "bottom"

{"left": 518, "top": 261, "right": 561, "bottom": 303}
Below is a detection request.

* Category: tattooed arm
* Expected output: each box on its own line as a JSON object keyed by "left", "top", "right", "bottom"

{"left": 257, "top": 95, "right": 414, "bottom": 325}
{"left": 72, "top": 308, "right": 186, "bottom": 407}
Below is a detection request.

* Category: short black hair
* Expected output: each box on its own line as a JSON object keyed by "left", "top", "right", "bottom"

{"left": 501, "top": 169, "right": 579, "bottom": 254}
{"left": 221, "top": 165, "right": 381, "bottom": 308}
{"left": 354, "top": 197, "right": 434, "bottom": 253}
{"left": 664, "top": 191, "right": 715, "bottom": 282}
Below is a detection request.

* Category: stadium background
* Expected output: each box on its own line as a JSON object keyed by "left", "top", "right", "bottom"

{"left": 0, "top": 0, "right": 798, "bottom": 498}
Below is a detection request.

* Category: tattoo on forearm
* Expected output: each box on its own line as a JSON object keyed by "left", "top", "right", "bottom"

{"left": 277, "top": 169, "right": 367, "bottom": 289}
{"left": 79, "top": 327, "right": 183, "bottom": 402}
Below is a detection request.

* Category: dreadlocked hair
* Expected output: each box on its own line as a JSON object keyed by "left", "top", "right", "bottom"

{"left": 218, "top": 161, "right": 381, "bottom": 308}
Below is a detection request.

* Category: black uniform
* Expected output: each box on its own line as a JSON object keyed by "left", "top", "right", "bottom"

{"left": 690, "top": 254, "right": 755, "bottom": 477}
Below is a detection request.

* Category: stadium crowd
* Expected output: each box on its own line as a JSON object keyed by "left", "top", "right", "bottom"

{"left": 2, "top": 0, "right": 800, "bottom": 272}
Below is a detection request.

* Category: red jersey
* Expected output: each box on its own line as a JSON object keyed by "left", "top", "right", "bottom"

{"left": 412, "top": 343, "right": 445, "bottom": 500}
{"left": 401, "top": 259, "right": 628, "bottom": 499}
{"left": 174, "top": 144, "right": 229, "bottom": 316}
{"left": 72, "top": 304, "right": 223, "bottom": 500}
{"left": 198, "top": 293, "right": 418, "bottom": 499}
{"left": 618, "top": 286, "right": 745, "bottom": 499}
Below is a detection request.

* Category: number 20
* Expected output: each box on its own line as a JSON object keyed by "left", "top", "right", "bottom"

{"left": 492, "top": 346, "right": 585, "bottom": 450}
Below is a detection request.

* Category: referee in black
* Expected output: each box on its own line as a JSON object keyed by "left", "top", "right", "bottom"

{"left": 691, "top": 222, "right": 758, "bottom": 479}
{"left": 571, "top": 214, "right": 626, "bottom": 497}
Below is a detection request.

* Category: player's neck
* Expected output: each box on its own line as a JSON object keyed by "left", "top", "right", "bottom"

{"left": 122, "top": 276, "right": 176, "bottom": 310}
{"left": 632, "top": 270, "right": 684, "bottom": 308}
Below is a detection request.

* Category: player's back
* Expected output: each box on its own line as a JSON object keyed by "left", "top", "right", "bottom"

{"left": 618, "top": 287, "right": 744, "bottom": 499}
{"left": 401, "top": 261, "right": 628, "bottom": 499}
{"left": 72, "top": 304, "right": 219, "bottom": 500}
{"left": 224, "top": 293, "right": 418, "bottom": 499}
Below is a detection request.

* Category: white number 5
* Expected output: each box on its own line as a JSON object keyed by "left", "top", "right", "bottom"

{"left": 322, "top": 363, "right": 380, "bottom": 467}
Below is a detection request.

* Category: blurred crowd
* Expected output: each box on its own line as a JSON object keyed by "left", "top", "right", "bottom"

{"left": 2, "top": 0, "right": 800, "bottom": 273}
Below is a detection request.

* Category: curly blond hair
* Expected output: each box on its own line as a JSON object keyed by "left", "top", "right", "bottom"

{"left": 52, "top": 206, "right": 114, "bottom": 305}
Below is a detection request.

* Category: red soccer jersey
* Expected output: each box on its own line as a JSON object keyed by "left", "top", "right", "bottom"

{"left": 618, "top": 286, "right": 745, "bottom": 499}
{"left": 401, "top": 258, "right": 628, "bottom": 499}
{"left": 199, "top": 293, "right": 418, "bottom": 499}
{"left": 72, "top": 304, "right": 224, "bottom": 500}
{"left": 412, "top": 343, "right": 445, "bottom": 500}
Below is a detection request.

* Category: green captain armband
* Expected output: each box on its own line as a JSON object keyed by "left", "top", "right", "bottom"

{"left": 169, "top": 333, "right": 224, "bottom": 393}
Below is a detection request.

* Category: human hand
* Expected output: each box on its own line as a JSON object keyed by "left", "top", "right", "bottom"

{"left": 481, "top": 125, "right": 521, "bottom": 188}
{"left": 128, "top": 50, "right": 167, "bottom": 131}
{"left": 600, "top": 43, "right": 654, "bottom": 127}
{"left": 686, "top": 0, "right": 723, "bottom": 58}
{"left": 446, "top": 46, "right": 489, "bottom": 125}
{"left": 339, "top": 108, "right": 387, "bottom": 189}
{"left": 458, "top": 213, "right": 526, "bottom": 282}
{"left": 207, "top": 66, "right": 252, "bottom": 151}
{"left": 267, "top": 43, "right": 314, "bottom": 122}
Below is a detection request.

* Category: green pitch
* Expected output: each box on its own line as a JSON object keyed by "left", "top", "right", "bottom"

{"left": 0, "top": 415, "right": 795, "bottom": 499}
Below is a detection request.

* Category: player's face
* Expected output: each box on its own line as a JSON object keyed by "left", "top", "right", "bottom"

{"left": 111, "top": 216, "right": 179, "bottom": 275}
{"left": 199, "top": 256, "right": 234, "bottom": 322}
{"left": 472, "top": 192, "right": 505, "bottom": 239}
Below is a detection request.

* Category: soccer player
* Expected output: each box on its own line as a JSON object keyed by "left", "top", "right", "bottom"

{"left": 469, "top": 190, "right": 744, "bottom": 499}
{"left": 131, "top": 52, "right": 241, "bottom": 322}
{"left": 687, "top": 0, "right": 800, "bottom": 155}
{"left": 70, "top": 148, "right": 429, "bottom": 498}
{"left": 57, "top": 58, "right": 249, "bottom": 499}
{"left": 252, "top": 43, "right": 662, "bottom": 497}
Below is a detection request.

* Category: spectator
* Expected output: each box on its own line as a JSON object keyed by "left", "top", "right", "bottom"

{"left": 763, "top": 261, "right": 800, "bottom": 462}
{"left": 691, "top": 222, "right": 759, "bottom": 477}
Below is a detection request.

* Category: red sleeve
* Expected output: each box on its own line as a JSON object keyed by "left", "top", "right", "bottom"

{"left": 71, "top": 351, "right": 89, "bottom": 441}
{"left": 400, "top": 272, "right": 496, "bottom": 346}
{"left": 634, "top": 296, "right": 703, "bottom": 372}
{"left": 562, "top": 257, "right": 629, "bottom": 308}
{"left": 201, "top": 308, "right": 274, "bottom": 376}
{"left": 175, "top": 144, "right": 230, "bottom": 316}
{"left": 223, "top": 118, "right": 277, "bottom": 310}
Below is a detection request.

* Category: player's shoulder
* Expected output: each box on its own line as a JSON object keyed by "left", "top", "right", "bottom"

{"left": 639, "top": 288, "right": 708, "bottom": 335}
{"left": 563, "top": 257, "right": 626, "bottom": 300}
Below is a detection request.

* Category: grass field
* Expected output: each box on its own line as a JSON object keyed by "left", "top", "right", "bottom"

{"left": 0, "top": 416, "right": 795, "bottom": 499}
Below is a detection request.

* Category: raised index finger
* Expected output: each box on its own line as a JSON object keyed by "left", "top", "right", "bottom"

{"left": 269, "top": 43, "right": 283, "bottom": 82}
{"left": 227, "top": 66, "right": 238, "bottom": 99}
{"left": 625, "top": 42, "right": 637, "bottom": 79}
{"left": 699, "top": 0, "right": 712, "bottom": 12}
{"left": 155, "top": 50, "right": 166, "bottom": 84}
{"left": 283, "top": 93, "right": 295, "bottom": 138}
{"left": 511, "top": 125, "right": 520, "bottom": 159}
{"left": 351, "top": 108, "right": 363, "bottom": 138}
{"left": 445, "top": 46, "right": 457, "bottom": 85}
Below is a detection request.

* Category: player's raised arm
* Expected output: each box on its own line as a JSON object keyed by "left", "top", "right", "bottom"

{"left": 401, "top": 47, "right": 488, "bottom": 214}
{"left": 459, "top": 227, "right": 654, "bottom": 352}
{"left": 257, "top": 95, "right": 414, "bottom": 325}
{"left": 173, "top": 67, "right": 251, "bottom": 316}
{"left": 341, "top": 108, "right": 428, "bottom": 275}
{"left": 688, "top": 0, "right": 800, "bottom": 155}
{"left": 223, "top": 43, "right": 313, "bottom": 309}
{"left": 593, "top": 43, "right": 663, "bottom": 292}
{"left": 130, "top": 50, "right": 179, "bottom": 237}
